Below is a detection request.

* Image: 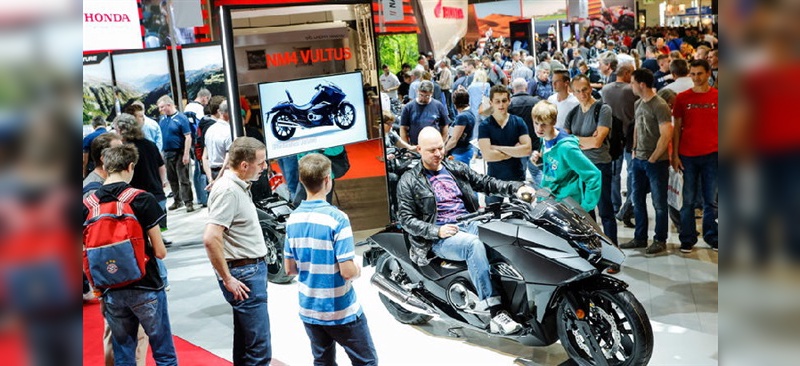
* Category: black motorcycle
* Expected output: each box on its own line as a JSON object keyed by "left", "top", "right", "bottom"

{"left": 363, "top": 189, "right": 654, "bottom": 366}
{"left": 266, "top": 81, "right": 356, "bottom": 141}
{"left": 254, "top": 195, "right": 296, "bottom": 284}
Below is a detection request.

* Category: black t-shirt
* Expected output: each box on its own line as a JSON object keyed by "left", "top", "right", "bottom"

{"left": 83, "top": 182, "right": 166, "bottom": 291}
{"left": 450, "top": 110, "right": 475, "bottom": 152}
{"left": 128, "top": 139, "right": 166, "bottom": 201}
{"left": 508, "top": 93, "right": 542, "bottom": 151}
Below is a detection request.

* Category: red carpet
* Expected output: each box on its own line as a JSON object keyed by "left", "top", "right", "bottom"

{"left": 83, "top": 302, "right": 231, "bottom": 366}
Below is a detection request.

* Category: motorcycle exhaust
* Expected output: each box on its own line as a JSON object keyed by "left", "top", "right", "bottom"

{"left": 275, "top": 120, "right": 302, "bottom": 128}
{"left": 371, "top": 273, "right": 439, "bottom": 318}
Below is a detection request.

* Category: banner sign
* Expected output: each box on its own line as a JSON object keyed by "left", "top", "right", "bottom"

{"left": 419, "top": 0, "right": 467, "bottom": 62}
{"left": 83, "top": 0, "right": 143, "bottom": 51}
{"left": 264, "top": 47, "right": 353, "bottom": 68}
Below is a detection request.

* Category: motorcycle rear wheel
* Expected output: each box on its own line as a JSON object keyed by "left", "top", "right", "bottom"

{"left": 375, "top": 253, "right": 432, "bottom": 325}
{"left": 261, "top": 222, "right": 295, "bottom": 284}
{"left": 271, "top": 112, "right": 296, "bottom": 141}
{"left": 557, "top": 289, "right": 653, "bottom": 366}
{"left": 334, "top": 102, "right": 356, "bottom": 130}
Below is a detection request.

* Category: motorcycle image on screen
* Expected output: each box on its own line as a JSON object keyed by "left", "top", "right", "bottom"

{"left": 266, "top": 81, "right": 356, "bottom": 141}
{"left": 362, "top": 189, "right": 654, "bottom": 366}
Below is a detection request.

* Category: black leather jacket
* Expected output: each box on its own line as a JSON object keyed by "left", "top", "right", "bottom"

{"left": 397, "top": 159, "right": 523, "bottom": 265}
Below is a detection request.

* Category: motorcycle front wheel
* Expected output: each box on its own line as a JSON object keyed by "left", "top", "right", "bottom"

{"left": 557, "top": 289, "right": 653, "bottom": 366}
{"left": 271, "top": 112, "right": 296, "bottom": 141}
{"left": 375, "top": 253, "right": 432, "bottom": 325}
{"left": 334, "top": 102, "right": 356, "bottom": 130}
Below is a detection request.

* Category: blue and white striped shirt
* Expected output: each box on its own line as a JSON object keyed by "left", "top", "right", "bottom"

{"left": 284, "top": 200, "right": 361, "bottom": 325}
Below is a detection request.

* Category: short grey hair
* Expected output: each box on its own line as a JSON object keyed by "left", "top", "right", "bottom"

{"left": 418, "top": 80, "right": 434, "bottom": 93}
{"left": 218, "top": 100, "right": 229, "bottom": 115}
{"left": 511, "top": 78, "right": 528, "bottom": 92}
{"left": 196, "top": 88, "right": 211, "bottom": 99}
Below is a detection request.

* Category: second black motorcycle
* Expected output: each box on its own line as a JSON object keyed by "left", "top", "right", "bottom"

{"left": 266, "top": 81, "right": 356, "bottom": 141}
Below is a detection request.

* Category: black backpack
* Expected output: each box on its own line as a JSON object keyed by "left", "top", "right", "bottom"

{"left": 565, "top": 102, "right": 624, "bottom": 160}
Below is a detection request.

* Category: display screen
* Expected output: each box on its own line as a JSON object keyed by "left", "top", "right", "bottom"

{"left": 258, "top": 71, "right": 368, "bottom": 159}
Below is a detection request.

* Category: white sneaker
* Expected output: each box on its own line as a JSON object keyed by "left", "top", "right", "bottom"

{"left": 489, "top": 311, "right": 523, "bottom": 335}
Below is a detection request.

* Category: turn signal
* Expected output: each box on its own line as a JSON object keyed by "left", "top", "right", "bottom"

{"left": 575, "top": 309, "right": 586, "bottom": 319}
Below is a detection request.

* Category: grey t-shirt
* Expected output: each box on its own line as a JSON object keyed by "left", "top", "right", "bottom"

{"left": 601, "top": 82, "right": 638, "bottom": 131}
{"left": 566, "top": 102, "right": 613, "bottom": 164}
{"left": 207, "top": 171, "right": 267, "bottom": 261}
{"left": 633, "top": 95, "right": 672, "bottom": 161}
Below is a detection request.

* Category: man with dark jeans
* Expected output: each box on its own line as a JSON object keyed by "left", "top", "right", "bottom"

{"left": 204, "top": 137, "right": 272, "bottom": 365}
{"left": 672, "top": 60, "right": 718, "bottom": 253}
{"left": 157, "top": 95, "right": 194, "bottom": 212}
{"left": 622, "top": 69, "right": 673, "bottom": 255}
{"left": 565, "top": 75, "right": 617, "bottom": 245}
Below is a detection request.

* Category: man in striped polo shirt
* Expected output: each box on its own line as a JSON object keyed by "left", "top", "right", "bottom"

{"left": 284, "top": 153, "right": 378, "bottom": 366}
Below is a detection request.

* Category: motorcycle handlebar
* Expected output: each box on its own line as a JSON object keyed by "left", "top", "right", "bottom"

{"left": 454, "top": 210, "right": 491, "bottom": 223}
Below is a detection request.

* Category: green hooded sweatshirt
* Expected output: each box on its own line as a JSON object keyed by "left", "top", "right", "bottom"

{"left": 540, "top": 130, "right": 601, "bottom": 212}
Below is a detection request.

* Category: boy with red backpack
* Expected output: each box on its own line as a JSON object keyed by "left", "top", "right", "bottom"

{"left": 82, "top": 144, "right": 177, "bottom": 365}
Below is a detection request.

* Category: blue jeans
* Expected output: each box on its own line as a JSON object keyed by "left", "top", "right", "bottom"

{"left": 450, "top": 145, "right": 473, "bottom": 166}
{"left": 610, "top": 155, "right": 624, "bottom": 213}
{"left": 631, "top": 158, "right": 670, "bottom": 242}
{"left": 217, "top": 261, "right": 272, "bottom": 365}
{"left": 679, "top": 153, "right": 719, "bottom": 246}
{"left": 524, "top": 158, "right": 543, "bottom": 189}
{"left": 103, "top": 289, "right": 177, "bottom": 366}
{"left": 303, "top": 314, "right": 378, "bottom": 366}
{"left": 278, "top": 156, "right": 299, "bottom": 202}
{"left": 432, "top": 222, "right": 500, "bottom": 308}
{"left": 193, "top": 160, "right": 208, "bottom": 205}
{"left": 589, "top": 162, "right": 617, "bottom": 245}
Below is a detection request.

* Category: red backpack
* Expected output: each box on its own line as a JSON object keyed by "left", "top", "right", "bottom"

{"left": 82, "top": 187, "right": 149, "bottom": 290}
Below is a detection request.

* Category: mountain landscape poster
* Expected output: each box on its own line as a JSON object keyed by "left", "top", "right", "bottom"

{"left": 111, "top": 49, "right": 174, "bottom": 120}
{"left": 181, "top": 43, "right": 225, "bottom": 101}
{"left": 83, "top": 52, "right": 115, "bottom": 125}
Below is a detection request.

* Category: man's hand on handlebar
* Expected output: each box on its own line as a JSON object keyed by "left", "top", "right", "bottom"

{"left": 438, "top": 224, "right": 459, "bottom": 239}
{"left": 516, "top": 185, "right": 536, "bottom": 202}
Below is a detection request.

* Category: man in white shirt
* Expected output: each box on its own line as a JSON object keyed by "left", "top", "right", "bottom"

{"left": 203, "top": 100, "right": 233, "bottom": 184}
{"left": 546, "top": 70, "right": 580, "bottom": 130}
{"left": 663, "top": 59, "right": 693, "bottom": 94}
{"left": 379, "top": 64, "right": 401, "bottom": 102}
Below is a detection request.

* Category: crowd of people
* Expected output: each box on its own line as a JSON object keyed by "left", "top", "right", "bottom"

{"left": 381, "top": 24, "right": 719, "bottom": 271}
{"left": 82, "top": 22, "right": 718, "bottom": 365}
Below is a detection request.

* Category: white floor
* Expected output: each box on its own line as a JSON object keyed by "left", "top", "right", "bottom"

{"left": 160, "top": 184, "right": 718, "bottom": 366}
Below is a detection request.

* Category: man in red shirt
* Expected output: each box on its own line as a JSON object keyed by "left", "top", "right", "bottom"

{"left": 671, "top": 59, "right": 718, "bottom": 253}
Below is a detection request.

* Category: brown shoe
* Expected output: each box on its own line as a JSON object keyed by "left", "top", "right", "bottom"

{"left": 185, "top": 203, "right": 195, "bottom": 213}
{"left": 168, "top": 201, "right": 184, "bottom": 210}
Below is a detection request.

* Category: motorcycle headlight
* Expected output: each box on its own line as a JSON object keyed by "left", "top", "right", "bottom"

{"left": 575, "top": 236, "right": 602, "bottom": 256}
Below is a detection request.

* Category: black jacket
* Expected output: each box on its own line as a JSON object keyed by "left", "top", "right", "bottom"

{"left": 397, "top": 159, "right": 523, "bottom": 265}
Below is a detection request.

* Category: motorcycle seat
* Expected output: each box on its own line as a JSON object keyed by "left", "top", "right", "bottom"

{"left": 296, "top": 102, "right": 314, "bottom": 111}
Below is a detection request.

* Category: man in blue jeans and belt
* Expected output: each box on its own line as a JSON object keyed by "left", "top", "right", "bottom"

{"left": 621, "top": 69, "right": 673, "bottom": 255}
{"left": 397, "top": 127, "right": 535, "bottom": 335}
{"left": 204, "top": 137, "right": 272, "bottom": 365}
